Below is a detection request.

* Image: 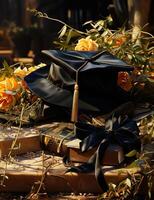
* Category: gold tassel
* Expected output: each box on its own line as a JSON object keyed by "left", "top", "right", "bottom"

{"left": 71, "top": 82, "right": 79, "bottom": 122}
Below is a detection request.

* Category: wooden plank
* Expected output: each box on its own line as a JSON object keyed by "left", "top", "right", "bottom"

{"left": 47, "top": 195, "right": 98, "bottom": 200}
{"left": 13, "top": 57, "right": 33, "bottom": 64}
{"left": 0, "top": 126, "right": 41, "bottom": 157}
{"left": 0, "top": 153, "right": 141, "bottom": 193}
{"left": 0, "top": 193, "right": 98, "bottom": 200}
{"left": 0, "top": 50, "right": 13, "bottom": 55}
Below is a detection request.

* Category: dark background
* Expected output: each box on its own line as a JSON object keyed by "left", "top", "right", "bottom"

{"left": 0, "top": 0, "right": 153, "bottom": 64}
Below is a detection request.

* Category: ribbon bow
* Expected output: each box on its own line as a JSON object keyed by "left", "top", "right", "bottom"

{"left": 66, "top": 116, "right": 141, "bottom": 191}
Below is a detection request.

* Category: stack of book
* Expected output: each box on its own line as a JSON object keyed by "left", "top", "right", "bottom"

{"left": 65, "top": 139, "right": 124, "bottom": 165}
{"left": 40, "top": 122, "right": 125, "bottom": 165}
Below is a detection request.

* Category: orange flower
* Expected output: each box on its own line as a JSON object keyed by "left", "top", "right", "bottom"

{"left": 117, "top": 71, "right": 132, "bottom": 92}
{"left": 0, "top": 77, "right": 22, "bottom": 111}
{"left": 75, "top": 38, "right": 98, "bottom": 51}
{"left": 0, "top": 77, "right": 20, "bottom": 92}
{"left": 0, "top": 92, "right": 16, "bottom": 111}
{"left": 114, "top": 36, "right": 126, "bottom": 47}
{"left": 147, "top": 71, "right": 154, "bottom": 79}
{"left": 5, "top": 77, "right": 20, "bottom": 91}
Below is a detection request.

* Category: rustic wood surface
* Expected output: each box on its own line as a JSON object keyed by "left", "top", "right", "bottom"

{"left": 0, "top": 152, "right": 141, "bottom": 194}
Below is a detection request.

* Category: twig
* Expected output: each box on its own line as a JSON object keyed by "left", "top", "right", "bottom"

{"left": 0, "top": 105, "right": 25, "bottom": 186}
{"left": 28, "top": 9, "right": 88, "bottom": 36}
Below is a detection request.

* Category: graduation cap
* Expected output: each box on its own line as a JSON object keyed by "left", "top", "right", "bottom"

{"left": 24, "top": 50, "right": 134, "bottom": 122}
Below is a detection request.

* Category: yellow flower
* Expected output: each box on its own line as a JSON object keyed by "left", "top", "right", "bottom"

{"left": 75, "top": 38, "right": 98, "bottom": 51}
{"left": 0, "top": 92, "right": 16, "bottom": 111}
{"left": 0, "top": 81, "right": 5, "bottom": 92}
{"left": 14, "top": 67, "right": 28, "bottom": 78}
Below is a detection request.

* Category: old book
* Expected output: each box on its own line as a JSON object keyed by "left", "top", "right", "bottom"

{"left": 66, "top": 139, "right": 124, "bottom": 165}
{"left": 38, "top": 122, "right": 74, "bottom": 156}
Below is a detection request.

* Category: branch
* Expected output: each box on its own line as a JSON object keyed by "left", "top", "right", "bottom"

{"left": 28, "top": 9, "right": 88, "bottom": 36}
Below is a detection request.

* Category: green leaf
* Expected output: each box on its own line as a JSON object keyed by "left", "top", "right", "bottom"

{"left": 108, "top": 183, "right": 116, "bottom": 190}
{"left": 0, "top": 72, "right": 6, "bottom": 81}
{"left": 119, "top": 178, "right": 131, "bottom": 188}
{"left": 67, "top": 30, "right": 82, "bottom": 38}
{"left": 124, "top": 178, "right": 131, "bottom": 188}
{"left": 101, "top": 29, "right": 110, "bottom": 37}
{"left": 127, "top": 54, "right": 133, "bottom": 60}
{"left": 58, "top": 25, "right": 67, "bottom": 38}
{"left": 3, "top": 60, "right": 9, "bottom": 68}
{"left": 66, "top": 29, "right": 73, "bottom": 44}
{"left": 83, "top": 20, "right": 93, "bottom": 26}
{"left": 2, "top": 60, "right": 13, "bottom": 76}
{"left": 125, "top": 150, "right": 137, "bottom": 157}
{"left": 127, "top": 159, "right": 144, "bottom": 168}
{"left": 94, "top": 20, "right": 104, "bottom": 29}
{"left": 107, "top": 15, "right": 113, "bottom": 24}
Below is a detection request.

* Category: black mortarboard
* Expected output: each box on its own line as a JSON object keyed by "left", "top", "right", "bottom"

{"left": 24, "top": 50, "right": 134, "bottom": 121}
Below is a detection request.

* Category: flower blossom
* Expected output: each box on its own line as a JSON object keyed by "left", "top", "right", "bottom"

{"left": 75, "top": 38, "right": 98, "bottom": 51}
{"left": 0, "top": 77, "right": 21, "bottom": 111}
{"left": 14, "top": 67, "right": 28, "bottom": 78}
{"left": 114, "top": 35, "right": 127, "bottom": 47}
{"left": 117, "top": 71, "right": 132, "bottom": 92}
{"left": 0, "top": 92, "right": 16, "bottom": 111}
{"left": 0, "top": 77, "right": 20, "bottom": 93}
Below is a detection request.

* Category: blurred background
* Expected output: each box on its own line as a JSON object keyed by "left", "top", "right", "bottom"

{"left": 0, "top": 0, "right": 153, "bottom": 65}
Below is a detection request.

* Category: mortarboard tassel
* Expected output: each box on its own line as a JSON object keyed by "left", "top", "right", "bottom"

{"left": 71, "top": 82, "right": 79, "bottom": 122}
{"left": 71, "top": 59, "right": 90, "bottom": 123}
